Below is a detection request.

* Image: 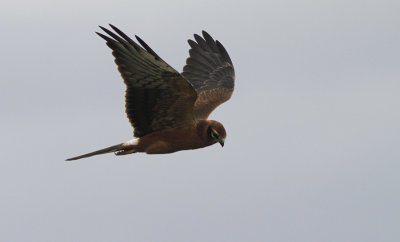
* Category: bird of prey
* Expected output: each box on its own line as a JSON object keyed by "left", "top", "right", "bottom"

{"left": 66, "top": 25, "right": 235, "bottom": 161}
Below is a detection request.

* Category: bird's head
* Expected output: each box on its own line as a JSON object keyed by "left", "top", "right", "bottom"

{"left": 206, "top": 120, "right": 226, "bottom": 147}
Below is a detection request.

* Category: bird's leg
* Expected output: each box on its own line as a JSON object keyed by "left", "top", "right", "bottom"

{"left": 115, "top": 149, "right": 136, "bottom": 155}
{"left": 114, "top": 138, "right": 139, "bottom": 155}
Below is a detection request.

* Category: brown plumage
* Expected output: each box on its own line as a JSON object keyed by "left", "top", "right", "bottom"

{"left": 66, "top": 25, "right": 235, "bottom": 161}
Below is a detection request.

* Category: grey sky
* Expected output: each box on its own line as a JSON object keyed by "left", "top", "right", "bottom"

{"left": 1, "top": 0, "right": 399, "bottom": 241}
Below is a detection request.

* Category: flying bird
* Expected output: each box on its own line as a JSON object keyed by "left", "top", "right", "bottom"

{"left": 66, "top": 25, "right": 235, "bottom": 161}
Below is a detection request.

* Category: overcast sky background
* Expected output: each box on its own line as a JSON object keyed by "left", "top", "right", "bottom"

{"left": 1, "top": 0, "right": 399, "bottom": 241}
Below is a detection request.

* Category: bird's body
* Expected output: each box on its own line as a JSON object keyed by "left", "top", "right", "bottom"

{"left": 66, "top": 25, "right": 234, "bottom": 161}
{"left": 128, "top": 119, "right": 225, "bottom": 154}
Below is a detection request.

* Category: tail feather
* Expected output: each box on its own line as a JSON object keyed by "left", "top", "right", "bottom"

{"left": 66, "top": 143, "right": 125, "bottom": 161}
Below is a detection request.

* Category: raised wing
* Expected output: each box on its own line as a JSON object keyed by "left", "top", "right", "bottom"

{"left": 182, "top": 31, "right": 235, "bottom": 119}
{"left": 97, "top": 25, "right": 197, "bottom": 137}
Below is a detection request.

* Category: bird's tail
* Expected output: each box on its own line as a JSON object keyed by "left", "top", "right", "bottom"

{"left": 66, "top": 143, "right": 128, "bottom": 161}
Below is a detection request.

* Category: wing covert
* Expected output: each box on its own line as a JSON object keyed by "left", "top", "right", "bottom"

{"left": 97, "top": 25, "right": 197, "bottom": 137}
{"left": 182, "top": 31, "right": 235, "bottom": 119}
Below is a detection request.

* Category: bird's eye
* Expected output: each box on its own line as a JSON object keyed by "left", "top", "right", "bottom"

{"left": 207, "top": 126, "right": 219, "bottom": 140}
{"left": 210, "top": 130, "right": 218, "bottom": 140}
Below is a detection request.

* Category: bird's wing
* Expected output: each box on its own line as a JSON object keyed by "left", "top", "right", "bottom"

{"left": 97, "top": 25, "right": 198, "bottom": 138}
{"left": 182, "top": 31, "right": 235, "bottom": 120}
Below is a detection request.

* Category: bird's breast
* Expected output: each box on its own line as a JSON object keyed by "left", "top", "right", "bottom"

{"left": 139, "top": 127, "right": 209, "bottom": 154}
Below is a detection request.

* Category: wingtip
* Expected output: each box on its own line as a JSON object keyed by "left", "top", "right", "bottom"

{"left": 193, "top": 33, "right": 201, "bottom": 39}
{"left": 96, "top": 32, "right": 110, "bottom": 41}
{"left": 98, "top": 25, "right": 108, "bottom": 31}
{"left": 193, "top": 33, "right": 207, "bottom": 46}
{"left": 134, "top": 34, "right": 143, "bottom": 43}
{"left": 201, "top": 30, "right": 214, "bottom": 42}
{"left": 187, "top": 39, "right": 197, "bottom": 47}
{"left": 109, "top": 24, "right": 122, "bottom": 33}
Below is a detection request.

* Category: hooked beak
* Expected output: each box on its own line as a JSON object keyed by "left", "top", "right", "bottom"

{"left": 218, "top": 137, "right": 225, "bottom": 147}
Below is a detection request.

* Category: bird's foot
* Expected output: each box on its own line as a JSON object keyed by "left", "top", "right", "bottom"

{"left": 114, "top": 149, "right": 136, "bottom": 156}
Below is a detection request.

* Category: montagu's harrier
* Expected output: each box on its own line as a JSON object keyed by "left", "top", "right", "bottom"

{"left": 66, "top": 25, "right": 235, "bottom": 161}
